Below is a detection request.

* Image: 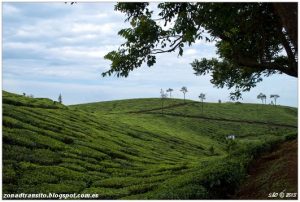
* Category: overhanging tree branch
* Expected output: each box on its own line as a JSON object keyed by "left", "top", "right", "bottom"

{"left": 104, "top": 3, "right": 298, "bottom": 99}
{"left": 151, "top": 36, "right": 183, "bottom": 54}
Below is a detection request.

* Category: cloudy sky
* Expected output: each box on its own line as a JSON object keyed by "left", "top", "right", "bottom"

{"left": 3, "top": 2, "right": 298, "bottom": 107}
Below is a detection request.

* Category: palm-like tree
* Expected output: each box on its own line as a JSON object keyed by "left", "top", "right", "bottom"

{"left": 257, "top": 93, "right": 266, "bottom": 104}
{"left": 262, "top": 94, "right": 267, "bottom": 104}
{"left": 270, "top": 94, "right": 280, "bottom": 106}
{"left": 199, "top": 93, "right": 206, "bottom": 113}
{"left": 160, "top": 89, "right": 168, "bottom": 115}
{"left": 180, "top": 86, "right": 188, "bottom": 103}
{"left": 166, "top": 88, "right": 173, "bottom": 98}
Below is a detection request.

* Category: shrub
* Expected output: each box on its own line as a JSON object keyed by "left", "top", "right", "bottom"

{"left": 62, "top": 136, "right": 74, "bottom": 144}
{"left": 17, "top": 182, "right": 86, "bottom": 195}
{"left": 82, "top": 187, "right": 129, "bottom": 199}
{"left": 285, "top": 132, "right": 297, "bottom": 140}
{"left": 225, "top": 139, "right": 237, "bottom": 153}
{"left": 208, "top": 146, "right": 214, "bottom": 155}
{"left": 2, "top": 184, "right": 19, "bottom": 194}
{"left": 3, "top": 164, "right": 17, "bottom": 184}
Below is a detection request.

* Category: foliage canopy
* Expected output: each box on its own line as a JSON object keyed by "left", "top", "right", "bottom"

{"left": 103, "top": 3, "right": 297, "bottom": 99}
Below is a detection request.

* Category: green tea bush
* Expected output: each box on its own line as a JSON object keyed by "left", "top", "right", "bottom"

{"left": 160, "top": 184, "right": 208, "bottom": 199}
{"left": 3, "top": 164, "right": 17, "bottom": 184}
{"left": 200, "top": 158, "right": 248, "bottom": 198}
{"left": 235, "top": 137, "right": 284, "bottom": 158}
{"left": 3, "top": 117, "right": 25, "bottom": 129}
{"left": 19, "top": 169, "right": 59, "bottom": 185}
{"left": 82, "top": 187, "right": 129, "bottom": 199}
{"left": 17, "top": 182, "right": 86, "bottom": 195}
{"left": 31, "top": 149, "right": 62, "bottom": 165}
{"left": 285, "top": 132, "right": 297, "bottom": 140}
{"left": 69, "top": 145, "right": 108, "bottom": 161}
{"left": 106, "top": 150, "right": 131, "bottom": 160}
{"left": 209, "top": 146, "right": 215, "bottom": 155}
{"left": 3, "top": 131, "right": 38, "bottom": 149}
{"left": 2, "top": 184, "right": 19, "bottom": 194}
{"left": 18, "top": 161, "right": 40, "bottom": 170}
{"left": 146, "top": 155, "right": 249, "bottom": 199}
{"left": 62, "top": 136, "right": 74, "bottom": 144}
{"left": 3, "top": 97, "right": 26, "bottom": 107}
{"left": 9, "top": 146, "right": 62, "bottom": 165}
{"left": 59, "top": 163, "right": 87, "bottom": 172}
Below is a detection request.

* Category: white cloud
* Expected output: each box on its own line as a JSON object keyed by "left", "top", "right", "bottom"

{"left": 4, "top": 42, "right": 43, "bottom": 50}
{"left": 14, "top": 22, "right": 63, "bottom": 38}
{"left": 58, "top": 34, "right": 98, "bottom": 43}
{"left": 195, "top": 39, "right": 216, "bottom": 46}
{"left": 79, "top": 13, "right": 109, "bottom": 21}
{"left": 48, "top": 46, "right": 106, "bottom": 59}
{"left": 70, "top": 23, "right": 116, "bottom": 34}
{"left": 184, "top": 49, "right": 197, "bottom": 56}
{"left": 3, "top": 4, "right": 20, "bottom": 16}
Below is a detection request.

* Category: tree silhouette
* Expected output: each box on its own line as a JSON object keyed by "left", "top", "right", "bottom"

{"left": 180, "top": 87, "right": 188, "bottom": 103}
{"left": 257, "top": 93, "right": 266, "bottom": 104}
{"left": 166, "top": 88, "right": 173, "bottom": 98}
{"left": 160, "top": 89, "right": 168, "bottom": 115}
{"left": 263, "top": 94, "right": 267, "bottom": 104}
{"left": 103, "top": 3, "right": 297, "bottom": 99}
{"left": 199, "top": 93, "right": 206, "bottom": 113}
{"left": 58, "top": 93, "right": 63, "bottom": 104}
{"left": 270, "top": 94, "right": 280, "bottom": 106}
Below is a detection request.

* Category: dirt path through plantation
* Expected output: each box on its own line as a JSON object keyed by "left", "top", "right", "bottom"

{"left": 233, "top": 139, "right": 298, "bottom": 199}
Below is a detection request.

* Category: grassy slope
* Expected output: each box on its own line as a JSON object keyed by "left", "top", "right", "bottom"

{"left": 3, "top": 92, "right": 298, "bottom": 199}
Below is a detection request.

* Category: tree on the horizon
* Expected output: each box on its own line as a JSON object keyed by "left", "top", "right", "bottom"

{"left": 257, "top": 93, "right": 266, "bottom": 104}
{"left": 263, "top": 94, "right": 267, "bottom": 104}
{"left": 160, "top": 89, "right": 168, "bottom": 115}
{"left": 198, "top": 93, "right": 206, "bottom": 113}
{"left": 270, "top": 94, "right": 280, "bottom": 106}
{"left": 166, "top": 88, "right": 173, "bottom": 98}
{"left": 180, "top": 86, "right": 188, "bottom": 103}
{"left": 103, "top": 3, "right": 297, "bottom": 100}
{"left": 58, "top": 93, "right": 63, "bottom": 104}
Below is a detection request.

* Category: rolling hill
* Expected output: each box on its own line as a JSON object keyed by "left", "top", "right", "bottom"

{"left": 2, "top": 91, "right": 297, "bottom": 199}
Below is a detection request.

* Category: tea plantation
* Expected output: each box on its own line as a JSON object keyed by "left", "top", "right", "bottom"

{"left": 2, "top": 91, "right": 297, "bottom": 199}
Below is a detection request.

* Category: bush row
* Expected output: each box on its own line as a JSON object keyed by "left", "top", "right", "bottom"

{"left": 144, "top": 136, "right": 289, "bottom": 199}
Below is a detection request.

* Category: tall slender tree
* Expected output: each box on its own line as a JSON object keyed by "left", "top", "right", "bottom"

{"left": 180, "top": 86, "right": 188, "bottom": 103}
{"left": 257, "top": 93, "right": 266, "bottom": 104}
{"left": 166, "top": 88, "right": 173, "bottom": 98}
{"left": 262, "top": 94, "right": 267, "bottom": 104}
{"left": 58, "top": 93, "right": 63, "bottom": 104}
{"left": 198, "top": 93, "right": 206, "bottom": 113}
{"left": 270, "top": 94, "right": 280, "bottom": 106}
{"left": 160, "top": 89, "right": 168, "bottom": 115}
